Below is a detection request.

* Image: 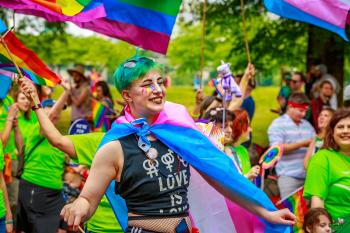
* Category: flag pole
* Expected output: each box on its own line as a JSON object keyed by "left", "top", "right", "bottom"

{"left": 199, "top": 0, "right": 207, "bottom": 89}
{"left": 0, "top": 30, "right": 40, "bottom": 105}
{"left": 240, "top": 0, "right": 251, "bottom": 64}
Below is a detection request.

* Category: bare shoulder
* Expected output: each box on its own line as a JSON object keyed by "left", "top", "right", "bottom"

{"left": 96, "top": 140, "right": 123, "bottom": 159}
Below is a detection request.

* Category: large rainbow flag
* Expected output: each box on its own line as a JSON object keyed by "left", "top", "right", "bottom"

{"left": 0, "top": 20, "right": 61, "bottom": 87}
{"left": 0, "top": 0, "right": 182, "bottom": 54}
{"left": 276, "top": 187, "right": 308, "bottom": 233}
{"left": 264, "top": 0, "right": 350, "bottom": 41}
{"left": 100, "top": 102, "right": 292, "bottom": 233}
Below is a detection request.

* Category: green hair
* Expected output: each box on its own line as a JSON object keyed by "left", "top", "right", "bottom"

{"left": 113, "top": 56, "right": 162, "bottom": 93}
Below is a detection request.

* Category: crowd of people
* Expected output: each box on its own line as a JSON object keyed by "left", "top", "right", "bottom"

{"left": 0, "top": 58, "right": 348, "bottom": 233}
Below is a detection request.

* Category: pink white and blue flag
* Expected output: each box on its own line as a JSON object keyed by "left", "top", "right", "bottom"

{"left": 101, "top": 102, "right": 292, "bottom": 233}
{"left": 264, "top": 0, "right": 350, "bottom": 41}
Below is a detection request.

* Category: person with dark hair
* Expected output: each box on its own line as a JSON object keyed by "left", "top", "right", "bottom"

{"left": 290, "top": 72, "right": 305, "bottom": 94}
{"left": 304, "top": 109, "right": 350, "bottom": 232}
{"left": 310, "top": 80, "right": 333, "bottom": 131}
{"left": 60, "top": 56, "right": 295, "bottom": 232}
{"left": 268, "top": 92, "right": 315, "bottom": 199}
{"left": 303, "top": 208, "right": 332, "bottom": 233}
{"left": 95, "top": 80, "right": 115, "bottom": 130}
{"left": 304, "top": 108, "right": 334, "bottom": 169}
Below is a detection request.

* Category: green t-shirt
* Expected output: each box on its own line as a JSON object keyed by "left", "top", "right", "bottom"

{"left": 0, "top": 96, "right": 17, "bottom": 160}
{"left": 304, "top": 149, "right": 350, "bottom": 219}
{"left": 21, "top": 125, "right": 65, "bottom": 190}
{"left": 68, "top": 133, "right": 123, "bottom": 233}
{"left": 18, "top": 111, "right": 38, "bottom": 143}
{"left": 228, "top": 145, "right": 252, "bottom": 175}
{"left": 0, "top": 142, "right": 6, "bottom": 218}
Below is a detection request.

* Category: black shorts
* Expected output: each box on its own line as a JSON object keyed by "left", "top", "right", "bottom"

{"left": 17, "top": 179, "right": 66, "bottom": 233}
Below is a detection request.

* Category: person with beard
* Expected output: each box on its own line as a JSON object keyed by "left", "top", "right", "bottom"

{"left": 310, "top": 80, "right": 334, "bottom": 131}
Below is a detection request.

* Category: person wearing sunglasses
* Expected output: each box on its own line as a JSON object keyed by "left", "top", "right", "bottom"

{"left": 57, "top": 56, "right": 295, "bottom": 233}
{"left": 290, "top": 72, "right": 305, "bottom": 94}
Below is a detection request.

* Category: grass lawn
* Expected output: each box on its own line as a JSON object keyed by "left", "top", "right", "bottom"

{"left": 53, "top": 85, "right": 279, "bottom": 147}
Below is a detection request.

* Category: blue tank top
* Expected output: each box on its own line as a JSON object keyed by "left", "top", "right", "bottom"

{"left": 116, "top": 135, "right": 190, "bottom": 216}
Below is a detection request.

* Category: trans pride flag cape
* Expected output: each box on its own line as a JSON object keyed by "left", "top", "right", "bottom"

{"left": 264, "top": 0, "right": 350, "bottom": 41}
{"left": 0, "top": 0, "right": 182, "bottom": 54}
{"left": 100, "top": 102, "right": 292, "bottom": 233}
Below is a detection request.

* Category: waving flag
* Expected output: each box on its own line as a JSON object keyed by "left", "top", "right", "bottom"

{"left": 0, "top": 0, "right": 182, "bottom": 54}
{"left": 0, "top": 20, "right": 61, "bottom": 87}
{"left": 264, "top": 0, "right": 350, "bottom": 41}
{"left": 0, "top": 69, "right": 13, "bottom": 99}
{"left": 100, "top": 102, "right": 292, "bottom": 233}
{"left": 276, "top": 187, "right": 308, "bottom": 233}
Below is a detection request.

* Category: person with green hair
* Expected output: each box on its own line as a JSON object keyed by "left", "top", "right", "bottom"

{"left": 19, "top": 79, "right": 123, "bottom": 233}
{"left": 55, "top": 56, "right": 295, "bottom": 233}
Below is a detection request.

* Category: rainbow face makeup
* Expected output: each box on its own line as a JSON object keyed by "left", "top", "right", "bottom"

{"left": 142, "top": 84, "right": 156, "bottom": 95}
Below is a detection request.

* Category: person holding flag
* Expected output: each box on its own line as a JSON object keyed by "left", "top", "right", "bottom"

{"left": 56, "top": 56, "right": 295, "bottom": 233}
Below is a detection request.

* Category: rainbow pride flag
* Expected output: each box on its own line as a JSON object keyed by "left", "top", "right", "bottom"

{"left": 264, "top": 0, "right": 350, "bottom": 41}
{"left": 0, "top": 69, "right": 13, "bottom": 99}
{"left": 0, "top": 20, "right": 61, "bottom": 87}
{"left": 0, "top": 0, "right": 182, "bottom": 54}
{"left": 276, "top": 187, "right": 308, "bottom": 233}
{"left": 30, "top": 0, "right": 93, "bottom": 16}
{"left": 92, "top": 99, "right": 110, "bottom": 132}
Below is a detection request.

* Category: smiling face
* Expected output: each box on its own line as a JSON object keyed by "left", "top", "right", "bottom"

{"left": 122, "top": 70, "right": 166, "bottom": 119}
{"left": 333, "top": 117, "right": 350, "bottom": 151}
{"left": 318, "top": 109, "right": 333, "bottom": 130}
{"left": 17, "top": 92, "right": 31, "bottom": 112}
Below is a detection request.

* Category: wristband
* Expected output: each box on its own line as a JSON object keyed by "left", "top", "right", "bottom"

{"left": 31, "top": 103, "right": 42, "bottom": 111}
{"left": 5, "top": 219, "right": 13, "bottom": 224}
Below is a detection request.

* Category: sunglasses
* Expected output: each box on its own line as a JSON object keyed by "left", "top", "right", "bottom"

{"left": 291, "top": 80, "right": 301, "bottom": 84}
{"left": 123, "top": 57, "right": 155, "bottom": 69}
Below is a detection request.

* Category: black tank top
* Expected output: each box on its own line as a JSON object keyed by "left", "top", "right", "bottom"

{"left": 116, "top": 134, "right": 191, "bottom": 216}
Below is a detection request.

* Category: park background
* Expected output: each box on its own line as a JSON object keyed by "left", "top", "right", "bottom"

{"left": 2, "top": 1, "right": 350, "bottom": 147}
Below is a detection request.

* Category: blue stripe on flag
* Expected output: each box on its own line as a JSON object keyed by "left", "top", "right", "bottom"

{"left": 103, "top": 0, "right": 176, "bottom": 35}
{"left": 264, "top": 0, "right": 349, "bottom": 41}
{"left": 0, "top": 19, "right": 7, "bottom": 34}
{"left": 0, "top": 73, "right": 12, "bottom": 99}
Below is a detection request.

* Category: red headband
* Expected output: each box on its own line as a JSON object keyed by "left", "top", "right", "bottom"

{"left": 287, "top": 101, "right": 309, "bottom": 110}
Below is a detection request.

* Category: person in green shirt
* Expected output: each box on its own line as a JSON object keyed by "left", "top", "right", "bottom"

{"left": 16, "top": 99, "right": 66, "bottom": 233}
{"left": 224, "top": 109, "right": 260, "bottom": 180}
{"left": 19, "top": 79, "right": 122, "bottom": 233}
{"left": 304, "top": 109, "right": 350, "bottom": 233}
{"left": 0, "top": 141, "right": 13, "bottom": 233}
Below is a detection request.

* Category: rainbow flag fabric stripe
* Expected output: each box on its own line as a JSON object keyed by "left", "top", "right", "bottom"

{"left": 0, "top": 20, "right": 61, "bottom": 87}
{"left": 264, "top": 0, "right": 350, "bottom": 41}
{"left": 276, "top": 187, "right": 308, "bottom": 233}
{"left": 92, "top": 99, "right": 110, "bottom": 132}
{"left": 0, "top": 0, "right": 182, "bottom": 54}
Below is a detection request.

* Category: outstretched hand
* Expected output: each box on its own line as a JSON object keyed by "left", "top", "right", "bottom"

{"left": 265, "top": 208, "right": 296, "bottom": 225}
{"left": 60, "top": 196, "right": 90, "bottom": 231}
{"left": 243, "top": 63, "right": 255, "bottom": 80}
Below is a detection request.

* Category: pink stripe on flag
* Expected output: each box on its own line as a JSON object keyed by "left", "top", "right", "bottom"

{"left": 77, "top": 18, "right": 170, "bottom": 54}
{"left": 0, "top": 69, "right": 14, "bottom": 77}
{"left": 285, "top": 0, "right": 350, "bottom": 28}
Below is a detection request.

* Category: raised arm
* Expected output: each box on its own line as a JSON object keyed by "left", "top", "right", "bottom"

{"left": 228, "top": 63, "right": 255, "bottom": 111}
{"left": 0, "top": 104, "right": 18, "bottom": 147}
{"left": 60, "top": 141, "right": 121, "bottom": 231}
{"left": 19, "top": 79, "right": 77, "bottom": 159}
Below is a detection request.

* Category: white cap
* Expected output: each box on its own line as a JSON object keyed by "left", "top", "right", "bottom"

{"left": 344, "top": 84, "right": 350, "bottom": 101}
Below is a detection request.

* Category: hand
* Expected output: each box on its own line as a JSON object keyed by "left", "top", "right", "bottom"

{"left": 243, "top": 63, "right": 255, "bottom": 80}
{"left": 60, "top": 196, "right": 90, "bottom": 231}
{"left": 12, "top": 118, "right": 19, "bottom": 130}
{"left": 61, "top": 79, "right": 72, "bottom": 92}
{"left": 195, "top": 89, "right": 204, "bottom": 105}
{"left": 19, "top": 78, "right": 38, "bottom": 101}
{"left": 245, "top": 165, "right": 260, "bottom": 180}
{"left": 265, "top": 208, "right": 296, "bottom": 225}
{"left": 5, "top": 214, "right": 13, "bottom": 233}
{"left": 7, "top": 103, "right": 18, "bottom": 120}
